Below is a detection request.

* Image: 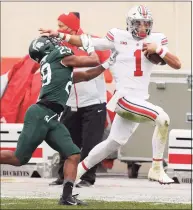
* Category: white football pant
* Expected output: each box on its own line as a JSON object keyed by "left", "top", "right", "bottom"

{"left": 77, "top": 96, "right": 172, "bottom": 183}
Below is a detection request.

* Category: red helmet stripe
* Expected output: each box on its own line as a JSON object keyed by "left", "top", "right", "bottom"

{"left": 139, "top": 5, "right": 147, "bottom": 18}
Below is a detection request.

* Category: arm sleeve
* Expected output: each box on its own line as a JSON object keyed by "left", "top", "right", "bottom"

{"left": 91, "top": 28, "right": 118, "bottom": 51}
{"left": 91, "top": 38, "right": 115, "bottom": 51}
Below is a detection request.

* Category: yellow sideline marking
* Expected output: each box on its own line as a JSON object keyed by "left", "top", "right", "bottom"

{"left": 0, "top": 177, "right": 16, "bottom": 182}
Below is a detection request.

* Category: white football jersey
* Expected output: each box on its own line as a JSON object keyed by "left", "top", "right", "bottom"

{"left": 106, "top": 28, "right": 168, "bottom": 98}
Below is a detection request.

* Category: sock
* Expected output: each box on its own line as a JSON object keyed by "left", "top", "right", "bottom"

{"left": 152, "top": 125, "right": 168, "bottom": 170}
{"left": 62, "top": 180, "right": 74, "bottom": 199}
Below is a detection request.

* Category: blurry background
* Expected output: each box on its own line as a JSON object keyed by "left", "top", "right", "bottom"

{"left": 1, "top": 1, "right": 191, "bottom": 70}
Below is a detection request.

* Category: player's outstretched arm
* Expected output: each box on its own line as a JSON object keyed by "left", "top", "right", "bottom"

{"left": 61, "top": 52, "right": 100, "bottom": 68}
{"left": 73, "top": 65, "right": 106, "bottom": 83}
{"left": 39, "top": 28, "right": 82, "bottom": 46}
{"left": 73, "top": 50, "right": 118, "bottom": 83}
{"left": 62, "top": 34, "right": 83, "bottom": 47}
{"left": 39, "top": 28, "right": 114, "bottom": 51}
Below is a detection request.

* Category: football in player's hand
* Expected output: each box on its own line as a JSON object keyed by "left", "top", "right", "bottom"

{"left": 142, "top": 43, "right": 166, "bottom": 65}
{"left": 145, "top": 53, "right": 166, "bottom": 65}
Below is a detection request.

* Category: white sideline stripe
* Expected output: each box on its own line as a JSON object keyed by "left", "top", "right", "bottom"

{"left": 168, "top": 163, "right": 192, "bottom": 170}
{"left": 1, "top": 196, "right": 56, "bottom": 199}
{"left": 1, "top": 203, "right": 18, "bottom": 205}
{"left": 168, "top": 149, "right": 192, "bottom": 154}
{"left": 169, "top": 140, "right": 192, "bottom": 148}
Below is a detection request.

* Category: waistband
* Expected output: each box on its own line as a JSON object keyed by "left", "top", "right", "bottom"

{"left": 37, "top": 100, "right": 64, "bottom": 114}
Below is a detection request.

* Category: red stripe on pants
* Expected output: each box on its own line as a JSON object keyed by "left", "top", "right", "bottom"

{"left": 118, "top": 98, "right": 157, "bottom": 120}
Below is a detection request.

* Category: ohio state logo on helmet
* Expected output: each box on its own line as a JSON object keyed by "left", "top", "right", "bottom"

{"left": 138, "top": 5, "right": 149, "bottom": 19}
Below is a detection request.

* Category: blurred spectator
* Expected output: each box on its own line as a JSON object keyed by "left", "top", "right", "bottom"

{"left": 49, "top": 12, "right": 111, "bottom": 187}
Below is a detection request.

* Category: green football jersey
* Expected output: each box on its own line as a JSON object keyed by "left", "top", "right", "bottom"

{"left": 38, "top": 46, "right": 74, "bottom": 107}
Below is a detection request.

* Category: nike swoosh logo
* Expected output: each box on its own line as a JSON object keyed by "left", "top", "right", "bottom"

{"left": 98, "top": 110, "right": 103, "bottom": 113}
{"left": 66, "top": 201, "right": 77, "bottom": 205}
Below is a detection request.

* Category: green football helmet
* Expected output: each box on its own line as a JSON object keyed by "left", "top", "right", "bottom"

{"left": 29, "top": 36, "right": 59, "bottom": 63}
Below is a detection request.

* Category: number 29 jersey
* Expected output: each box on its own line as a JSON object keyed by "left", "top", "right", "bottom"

{"left": 38, "top": 46, "right": 73, "bottom": 107}
{"left": 106, "top": 28, "right": 168, "bottom": 98}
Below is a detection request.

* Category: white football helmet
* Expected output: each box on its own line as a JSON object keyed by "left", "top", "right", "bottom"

{"left": 126, "top": 5, "right": 153, "bottom": 39}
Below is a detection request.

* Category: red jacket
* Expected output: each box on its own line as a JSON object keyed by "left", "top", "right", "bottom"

{"left": 1, "top": 36, "right": 113, "bottom": 123}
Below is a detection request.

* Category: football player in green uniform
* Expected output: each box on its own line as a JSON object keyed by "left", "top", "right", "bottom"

{"left": 0, "top": 36, "right": 117, "bottom": 206}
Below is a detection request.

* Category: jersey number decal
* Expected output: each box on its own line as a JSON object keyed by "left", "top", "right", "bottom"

{"left": 65, "top": 81, "right": 72, "bottom": 95}
{"left": 40, "top": 63, "right": 52, "bottom": 86}
{"left": 65, "top": 73, "right": 73, "bottom": 95}
{"left": 134, "top": 50, "right": 143, "bottom": 76}
{"left": 58, "top": 46, "right": 72, "bottom": 55}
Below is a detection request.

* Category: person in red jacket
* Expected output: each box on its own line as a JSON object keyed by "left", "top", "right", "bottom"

{"left": 49, "top": 12, "right": 111, "bottom": 187}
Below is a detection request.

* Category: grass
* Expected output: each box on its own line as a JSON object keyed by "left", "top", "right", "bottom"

{"left": 0, "top": 198, "right": 191, "bottom": 209}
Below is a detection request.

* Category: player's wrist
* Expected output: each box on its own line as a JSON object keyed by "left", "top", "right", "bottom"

{"left": 58, "top": 33, "right": 71, "bottom": 42}
{"left": 101, "top": 62, "right": 109, "bottom": 69}
{"left": 87, "top": 46, "right": 95, "bottom": 55}
{"left": 156, "top": 46, "right": 167, "bottom": 58}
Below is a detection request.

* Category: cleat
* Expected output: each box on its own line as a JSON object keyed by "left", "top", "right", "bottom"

{"left": 148, "top": 167, "right": 174, "bottom": 184}
{"left": 59, "top": 194, "right": 87, "bottom": 206}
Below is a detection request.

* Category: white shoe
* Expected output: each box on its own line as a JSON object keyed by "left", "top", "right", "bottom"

{"left": 148, "top": 167, "right": 174, "bottom": 184}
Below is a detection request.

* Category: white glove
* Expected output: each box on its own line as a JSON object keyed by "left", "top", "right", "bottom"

{"left": 80, "top": 34, "right": 94, "bottom": 55}
{"left": 102, "top": 50, "right": 118, "bottom": 69}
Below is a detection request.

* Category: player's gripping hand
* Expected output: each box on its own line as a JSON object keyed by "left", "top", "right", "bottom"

{"left": 142, "top": 43, "right": 157, "bottom": 57}
{"left": 80, "top": 34, "right": 95, "bottom": 55}
{"left": 39, "top": 28, "right": 59, "bottom": 37}
{"left": 102, "top": 50, "right": 118, "bottom": 69}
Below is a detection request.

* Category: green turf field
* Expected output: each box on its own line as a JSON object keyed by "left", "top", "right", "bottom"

{"left": 0, "top": 199, "right": 191, "bottom": 209}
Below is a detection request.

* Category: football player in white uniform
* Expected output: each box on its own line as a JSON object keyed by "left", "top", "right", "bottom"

{"left": 39, "top": 5, "right": 181, "bottom": 184}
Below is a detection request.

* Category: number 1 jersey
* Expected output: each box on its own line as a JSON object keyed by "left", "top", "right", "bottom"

{"left": 38, "top": 46, "right": 73, "bottom": 107}
{"left": 106, "top": 28, "right": 168, "bottom": 98}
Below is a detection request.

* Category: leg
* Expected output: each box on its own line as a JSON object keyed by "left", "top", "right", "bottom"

{"left": 76, "top": 114, "right": 139, "bottom": 181}
{"left": 50, "top": 106, "right": 81, "bottom": 185}
{"left": 78, "top": 103, "right": 106, "bottom": 186}
{"left": 148, "top": 106, "right": 174, "bottom": 184}
{"left": 127, "top": 161, "right": 141, "bottom": 178}
{"left": 58, "top": 153, "right": 65, "bottom": 179}
{"left": 61, "top": 107, "right": 82, "bottom": 171}
{"left": 46, "top": 123, "right": 80, "bottom": 183}
{"left": 116, "top": 97, "right": 173, "bottom": 184}
{"left": 0, "top": 104, "right": 47, "bottom": 166}
{"left": 45, "top": 123, "right": 85, "bottom": 205}
{"left": 49, "top": 153, "right": 65, "bottom": 185}
{"left": 0, "top": 150, "right": 21, "bottom": 166}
